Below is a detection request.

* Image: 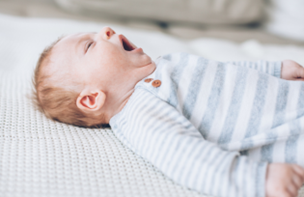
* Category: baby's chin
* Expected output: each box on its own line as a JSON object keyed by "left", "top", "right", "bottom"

{"left": 128, "top": 53, "right": 152, "bottom": 68}
{"left": 138, "top": 58, "right": 154, "bottom": 69}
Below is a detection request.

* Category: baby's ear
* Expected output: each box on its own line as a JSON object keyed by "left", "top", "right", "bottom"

{"left": 76, "top": 89, "right": 106, "bottom": 113}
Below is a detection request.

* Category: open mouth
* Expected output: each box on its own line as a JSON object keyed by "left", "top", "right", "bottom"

{"left": 121, "top": 36, "right": 136, "bottom": 51}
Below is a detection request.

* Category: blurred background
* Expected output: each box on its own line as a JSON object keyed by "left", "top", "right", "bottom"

{"left": 0, "top": 0, "right": 304, "bottom": 46}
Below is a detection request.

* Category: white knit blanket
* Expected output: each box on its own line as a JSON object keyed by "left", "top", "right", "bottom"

{"left": 0, "top": 13, "right": 304, "bottom": 197}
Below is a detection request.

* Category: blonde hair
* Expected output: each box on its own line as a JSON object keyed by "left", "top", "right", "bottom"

{"left": 32, "top": 37, "right": 108, "bottom": 128}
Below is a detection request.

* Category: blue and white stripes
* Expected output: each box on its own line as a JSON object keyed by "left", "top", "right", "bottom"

{"left": 110, "top": 53, "right": 304, "bottom": 197}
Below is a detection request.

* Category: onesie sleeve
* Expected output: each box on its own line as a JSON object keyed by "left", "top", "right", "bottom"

{"left": 110, "top": 89, "right": 268, "bottom": 197}
{"left": 228, "top": 60, "right": 282, "bottom": 78}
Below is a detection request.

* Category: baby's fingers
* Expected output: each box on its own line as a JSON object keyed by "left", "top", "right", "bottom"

{"left": 293, "top": 78, "right": 304, "bottom": 81}
{"left": 292, "top": 175, "right": 304, "bottom": 189}
{"left": 294, "top": 67, "right": 304, "bottom": 81}
{"left": 292, "top": 165, "right": 304, "bottom": 185}
{"left": 287, "top": 184, "right": 299, "bottom": 197}
{"left": 293, "top": 165, "right": 304, "bottom": 178}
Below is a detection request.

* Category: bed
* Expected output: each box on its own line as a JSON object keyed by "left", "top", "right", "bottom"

{"left": 1, "top": 10, "right": 304, "bottom": 197}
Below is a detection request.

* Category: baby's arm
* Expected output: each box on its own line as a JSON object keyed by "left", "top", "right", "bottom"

{"left": 117, "top": 89, "right": 304, "bottom": 197}
{"left": 228, "top": 60, "right": 282, "bottom": 78}
{"left": 122, "top": 90, "right": 267, "bottom": 197}
{"left": 229, "top": 60, "right": 304, "bottom": 81}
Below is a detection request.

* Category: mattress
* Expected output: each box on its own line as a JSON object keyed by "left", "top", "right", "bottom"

{"left": 0, "top": 13, "right": 304, "bottom": 197}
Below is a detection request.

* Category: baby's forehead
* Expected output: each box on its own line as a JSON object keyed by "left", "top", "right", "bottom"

{"left": 53, "top": 32, "right": 92, "bottom": 55}
{"left": 53, "top": 33, "right": 83, "bottom": 56}
{"left": 52, "top": 41, "right": 72, "bottom": 61}
{"left": 50, "top": 32, "right": 96, "bottom": 68}
{"left": 46, "top": 38, "right": 76, "bottom": 75}
{"left": 55, "top": 34, "right": 80, "bottom": 49}
{"left": 58, "top": 32, "right": 94, "bottom": 44}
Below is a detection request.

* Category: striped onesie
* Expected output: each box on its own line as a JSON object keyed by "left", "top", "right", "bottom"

{"left": 109, "top": 52, "right": 304, "bottom": 197}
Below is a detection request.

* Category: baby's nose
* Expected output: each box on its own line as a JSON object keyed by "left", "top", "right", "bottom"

{"left": 100, "top": 27, "right": 116, "bottom": 39}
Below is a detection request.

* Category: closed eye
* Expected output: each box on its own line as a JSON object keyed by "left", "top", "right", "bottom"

{"left": 86, "top": 42, "right": 93, "bottom": 53}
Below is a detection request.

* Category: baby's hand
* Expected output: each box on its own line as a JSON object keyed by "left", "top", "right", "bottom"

{"left": 266, "top": 163, "right": 304, "bottom": 197}
{"left": 281, "top": 60, "right": 304, "bottom": 81}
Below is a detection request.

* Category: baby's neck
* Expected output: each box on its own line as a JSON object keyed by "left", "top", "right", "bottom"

{"left": 110, "top": 89, "right": 135, "bottom": 118}
{"left": 103, "top": 61, "right": 157, "bottom": 123}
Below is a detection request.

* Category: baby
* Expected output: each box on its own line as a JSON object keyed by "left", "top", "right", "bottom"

{"left": 33, "top": 27, "right": 304, "bottom": 197}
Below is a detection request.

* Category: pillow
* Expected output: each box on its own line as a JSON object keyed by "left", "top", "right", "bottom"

{"left": 55, "top": 0, "right": 264, "bottom": 25}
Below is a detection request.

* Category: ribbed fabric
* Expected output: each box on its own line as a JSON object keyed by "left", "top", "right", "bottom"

{"left": 110, "top": 53, "right": 304, "bottom": 197}
{"left": 0, "top": 71, "right": 207, "bottom": 197}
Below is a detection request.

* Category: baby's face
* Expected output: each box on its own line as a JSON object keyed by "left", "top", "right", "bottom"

{"left": 49, "top": 27, "right": 155, "bottom": 96}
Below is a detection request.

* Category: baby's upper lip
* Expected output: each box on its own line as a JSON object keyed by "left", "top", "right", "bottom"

{"left": 118, "top": 34, "right": 137, "bottom": 52}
